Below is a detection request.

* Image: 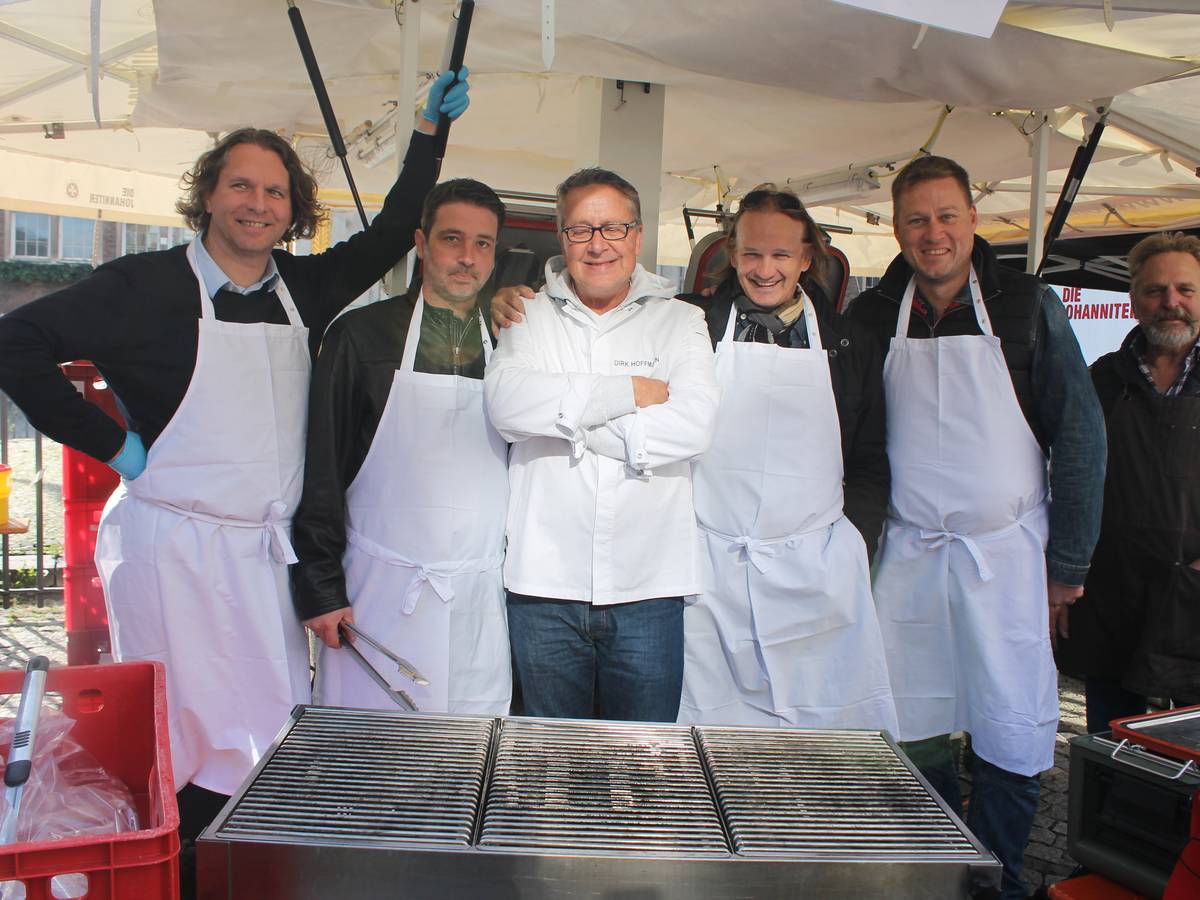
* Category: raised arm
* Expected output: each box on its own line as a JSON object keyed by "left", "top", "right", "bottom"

{"left": 294, "top": 69, "right": 471, "bottom": 317}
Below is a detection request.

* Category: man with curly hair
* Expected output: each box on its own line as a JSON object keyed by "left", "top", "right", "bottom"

{"left": 0, "top": 70, "right": 469, "bottom": 891}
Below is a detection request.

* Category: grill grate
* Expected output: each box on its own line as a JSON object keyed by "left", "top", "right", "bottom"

{"left": 215, "top": 707, "right": 494, "bottom": 847}
{"left": 696, "top": 728, "right": 979, "bottom": 858}
{"left": 477, "top": 718, "right": 730, "bottom": 856}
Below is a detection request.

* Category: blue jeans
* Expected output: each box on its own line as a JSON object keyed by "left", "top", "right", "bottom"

{"left": 902, "top": 735, "right": 1040, "bottom": 900}
{"left": 506, "top": 593, "right": 684, "bottom": 722}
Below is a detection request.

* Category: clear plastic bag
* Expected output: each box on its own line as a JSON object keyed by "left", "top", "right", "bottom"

{"left": 0, "top": 712, "right": 139, "bottom": 899}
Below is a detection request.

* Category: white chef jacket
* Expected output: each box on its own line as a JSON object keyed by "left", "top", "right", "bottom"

{"left": 485, "top": 258, "right": 720, "bottom": 605}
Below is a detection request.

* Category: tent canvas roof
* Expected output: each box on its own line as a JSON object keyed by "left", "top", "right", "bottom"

{"left": 0, "top": 0, "right": 1197, "bottom": 272}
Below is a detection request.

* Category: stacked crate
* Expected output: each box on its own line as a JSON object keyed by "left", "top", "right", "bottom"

{"left": 60, "top": 362, "right": 122, "bottom": 665}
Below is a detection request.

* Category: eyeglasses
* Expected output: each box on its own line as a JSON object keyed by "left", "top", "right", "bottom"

{"left": 560, "top": 222, "right": 640, "bottom": 243}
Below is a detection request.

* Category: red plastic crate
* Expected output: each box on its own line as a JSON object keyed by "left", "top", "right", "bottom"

{"left": 0, "top": 662, "right": 179, "bottom": 900}
{"left": 59, "top": 363, "right": 123, "bottom": 505}
{"left": 63, "top": 565, "right": 107, "bottom": 633}
{"left": 1047, "top": 875, "right": 1147, "bottom": 899}
{"left": 62, "top": 564, "right": 111, "bottom": 666}
{"left": 62, "top": 499, "right": 106, "bottom": 571}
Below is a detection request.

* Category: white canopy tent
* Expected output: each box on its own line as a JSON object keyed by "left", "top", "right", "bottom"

{"left": 0, "top": 0, "right": 1196, "bottom": 274}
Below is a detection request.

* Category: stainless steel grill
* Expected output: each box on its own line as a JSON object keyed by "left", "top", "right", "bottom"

{"left": 198, "top": 707, "right": 999, "bottom": 899}
{"left": 478, "top": 717, "right": 728, "bottom": 856}
{"left": 698, "top": 727, "right": 980, "bottom": 858}
{"left": 216, "top": 708, "right": 493, "bottom": 848}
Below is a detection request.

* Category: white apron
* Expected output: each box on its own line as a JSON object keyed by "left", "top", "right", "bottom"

{"left": 872, "top": 270, "right": 1058, "bottom": 777}
{"left": 95, "top": 241, "right": 313, "bottom": 796}
{"left": 678, "top": 297, "right": 898, "bottom": 732}
{"left": 314, "top": 297, "right": 511, "bottom": 715}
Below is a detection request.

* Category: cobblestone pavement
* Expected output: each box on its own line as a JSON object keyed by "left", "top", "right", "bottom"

{"left": 0, "top": 602, "right": 68, "bottom": 716}
{"left": 1, "top": 601, "right": 1088, "bottom": 896}
{"left": 1023, "top": 674, "right": 1086, "bottom": 894}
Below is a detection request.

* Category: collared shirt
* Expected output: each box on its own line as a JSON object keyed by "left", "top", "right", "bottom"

{"left": 911, "top": 281, "right": 970, "bottom": 328}
{"left": 1130, "top": 329, "right": 1200, "bottom": 397}
{"left": 191, "top": 234, "right": 280, "bottom": 299}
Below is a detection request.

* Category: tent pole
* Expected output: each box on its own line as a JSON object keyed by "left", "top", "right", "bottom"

{"left": 286, "top": 0, "right": 370, "bottom": 230}
{"left": 388, "top": 0, "right": 422, "bottom": 296}
{"left": 1038, "top": 108, "right": 1107, "bottom": 276}
{"left": 1069, "top": 102, "right": 1200, "bottom": 171}
{"left": 1027, "top": 110, "right": 1051, "bottom": 275}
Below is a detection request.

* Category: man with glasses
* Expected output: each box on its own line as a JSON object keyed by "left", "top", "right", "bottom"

{"left": 485, "top": 167, "right": 720, "bottom": 721}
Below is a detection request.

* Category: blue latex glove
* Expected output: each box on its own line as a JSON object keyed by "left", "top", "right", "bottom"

{"left": 108, "top": 431, "right": 146, "bottom": 480}
{"left": 421, "top": 67, "right": 471, "bottom": 124}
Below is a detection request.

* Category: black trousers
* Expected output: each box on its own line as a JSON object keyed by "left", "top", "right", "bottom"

{"left": 177, "top": 783, "right": 230, "bottom": 900}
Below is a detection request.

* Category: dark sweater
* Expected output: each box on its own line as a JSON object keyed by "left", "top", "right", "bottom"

{"left": 0, "top": 132, "right": 437, "bottom": 463}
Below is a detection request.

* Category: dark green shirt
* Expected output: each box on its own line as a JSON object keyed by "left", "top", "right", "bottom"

{"left": 415, "top": 301, "right": 486, "bottom": 379}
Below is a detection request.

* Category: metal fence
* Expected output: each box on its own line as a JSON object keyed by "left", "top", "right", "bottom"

{"left": 1, "top": 391, "right": 62, "bottom": 607}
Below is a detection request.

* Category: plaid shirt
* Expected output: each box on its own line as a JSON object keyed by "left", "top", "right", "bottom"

{"left": 1130, "top": 329, "right": 1200, "bottom": 397}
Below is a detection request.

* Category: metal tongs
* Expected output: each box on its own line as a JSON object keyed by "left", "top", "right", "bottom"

{"left": 2, "top": 656, "right": 51, "bottom": 845}
{"left": 338, "top": 622, "right": 428, "bottom": 713}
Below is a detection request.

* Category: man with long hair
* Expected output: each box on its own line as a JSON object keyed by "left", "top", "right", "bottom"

{"left": 0, "top": 70, "right": 469, "bottom": 895}
{"left": 674, "top": 185, "right": 896, "bottom": 732}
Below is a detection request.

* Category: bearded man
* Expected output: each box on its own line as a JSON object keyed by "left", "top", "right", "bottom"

{"left": 1057, "top": 232, "right": 1200, "bottom": 730}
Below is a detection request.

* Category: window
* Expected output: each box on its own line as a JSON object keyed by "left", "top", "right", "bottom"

{"left": 123, "top": 223, "right": 193, "bottom": 255}
{"left": 60, "top": 217, "right": 96, "bottom": 261}
{"left": 12, "top": 212, "right": 51, "bottom": 258}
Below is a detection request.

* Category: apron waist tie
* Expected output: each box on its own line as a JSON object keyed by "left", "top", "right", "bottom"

{"left": 701, "top": 515, "right": 840, "bottom": 575}
{"left": 918, "top": 529, "right": 994, "bottom": 582}
{"left": 346, "top": 527, "right": 504, "bottom": 614}
{"left": 131, "top": 494, "right": 297, "bottom": 564}
{"left": 906, "top": 505, "right": 1045, "bottom": 583}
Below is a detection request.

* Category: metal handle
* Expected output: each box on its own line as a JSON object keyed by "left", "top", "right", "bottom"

{"left": 285, "top": 0, "right": 369, "bottom": 229}
{"left": 1110, "top": 737, "right": 1199, "bottom": 781}
{"left": 338, "top": 632, "right": 419, "bottom": 712}
{"left": 4, "top": 656, "right": 50, "bottom": 789}
{"left": 341, "top": 622, "right": 429, "bottom": 687}
{"left": 2, "top": 656, "right": 50, "bottom": 845}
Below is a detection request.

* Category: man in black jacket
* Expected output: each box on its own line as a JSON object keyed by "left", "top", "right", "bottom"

{"left": 1057, "top": 232, "right": 1200, "bottom": 731}
{"left": 847, "top": 156, "right": 1105, "bottom": 900}
{"left": 292, "top": 178, "right": 512, "bottom": 717}
{"left": 674, "top": 184, "right": 897, "bottom": 731}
